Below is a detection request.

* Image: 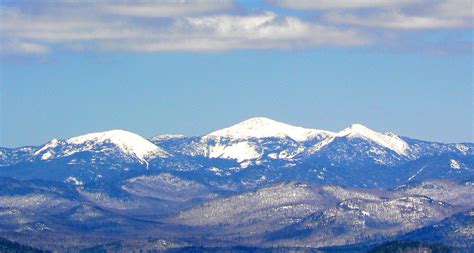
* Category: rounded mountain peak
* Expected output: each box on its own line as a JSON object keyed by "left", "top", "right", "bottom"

{"left": 66, "top": 129, "right": 168, "bottom": 159}
{"left": 206, "top": 117, "right": 333, "bottom": 142}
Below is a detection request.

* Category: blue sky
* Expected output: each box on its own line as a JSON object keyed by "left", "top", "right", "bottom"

{"left": 1, "top": 0, "right": 472, "bottom": 147}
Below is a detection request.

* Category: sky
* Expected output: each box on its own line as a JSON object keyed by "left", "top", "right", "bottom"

{"left": 0, "top": 0, "right": 472, "bottom": 147}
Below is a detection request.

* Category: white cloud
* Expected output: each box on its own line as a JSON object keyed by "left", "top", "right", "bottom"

{"left": 269, "top": 0, "right": 423, "bottom": 10}
{"left": 101, "top": 0, "right": 235, "bottom": 17}
{"left": 0, "top": 0, "right": 471, "bottom": 55}
{"left": 325, "top": 11, "right": 470, "bottom": 30}
{"left": 0, "top": 40, "right": 49, "bottom": 55}
{"left": 0, "top": 6, "right": 370, "bottom": 55}
{"left": 98, "top": 13, "right": 371, "bottom": 52}
{"left": 430, "top": 0, "right": 473, "bottom": 18}
{"left": 271, "top": 0, "right": 472, "bottom": 30}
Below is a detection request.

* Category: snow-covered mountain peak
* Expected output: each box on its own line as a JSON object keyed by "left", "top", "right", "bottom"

{"left": 206, "top": 117, "right": 333, "bottom": 142}
{"left": 336, "top": 124, "right": 410, "bottom": 156}
{"left": 66, "top": 129, "right": 168, "bottom": 160}
{"left": 31, "top": 130, "right": 169, "bottom": 162}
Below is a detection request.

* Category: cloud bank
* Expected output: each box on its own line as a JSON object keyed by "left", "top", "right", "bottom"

{"left": 0, "top": 0, "right": 471, "bottom": 55}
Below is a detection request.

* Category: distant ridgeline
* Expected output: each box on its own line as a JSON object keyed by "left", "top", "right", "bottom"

{"left": 0, "top": 117, "right": 472, "bottom": 251}
{"left": 1, "top": 117, "right": 472, "bottom": 188}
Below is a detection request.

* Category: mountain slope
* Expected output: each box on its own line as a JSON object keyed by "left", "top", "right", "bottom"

{"left": 268, "top": 196, "right": 454, "bottom": 248}
{"left": 399, "top": 209, "right": 474, "bottom": 250}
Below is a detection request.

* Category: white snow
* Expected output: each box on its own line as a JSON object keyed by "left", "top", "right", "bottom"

{"left": 207, "top": 141, "right": 261, "bottom": 162}
{"left": 455, "top": 144, "right": 469, "bottom": 154}
{"left": 450, "top": 159, "right": 461, "bottom": 169}
{"left": 41, "top": 152, "right": 53, "bottom": 160}
{"left": 408, "top": 165, "right": 427, "bottom": 181}
{"left": 65, "top": 176, "right": 83, "bottom": 186}
{"left": 208, "top": 167, "right": 223, "bottom": 176}
{"left": 0, "top": 194, "right": 73, "bottom": 209}
{"left": 268, "top": 153, "right": 278, "bottom": 159}
{"left": 33, "top": 130, "right": 169, "bottom": 164}
{"left": 308, "top": 136, "right": 335, "bottom": 153}
{"left": 34, "top": 139, "right": 59, "bottom": 156}
{"left": 150, "top": 134, "right": 187, "bottom": 142}
{"left": 206, "top": 118, "right": 410, "bottom": 157}
{"left": 309, "top": 124, "right": 410, "bottom": 156}
{"left": 335, "top": 124, "right": 410, "bottom": 156}
{"left": 65, "top": 130, "right": 169, "bottom": 162}
{"left": 206, "top": 117, "right": 333, "bottom": 142}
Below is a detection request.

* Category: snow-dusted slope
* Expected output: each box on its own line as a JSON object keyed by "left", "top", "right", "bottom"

{"left": 206, "top": 118, "right": 410, "bottom": 156}
{"left": 34, "top": 129, "right": 169, "bottom": 163}
{"left": 336, "top": 124, "right": 410, "bottom": 156}
{"left": 197, "top": 117, "right": 334, "bottom": 163}
{"left": 309, "top": 123, "right": 410, "bottom": 157}
{"left": 200, "top": 118, "right": 411, "bottom": 164}
{"left": 206, "top": 117, "right": 333, "bottom": 142}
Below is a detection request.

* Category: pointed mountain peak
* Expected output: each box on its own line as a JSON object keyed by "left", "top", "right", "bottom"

{"left": 336, "top": 124, "right": 410, "bottom": 156}
{"left": 206, "top": 117, "right": 333, "bottom": 142}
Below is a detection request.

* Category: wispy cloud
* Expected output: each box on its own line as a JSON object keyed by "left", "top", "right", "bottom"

{"left": 325, "top": 11, "right": 470, "bottom": 30}
{"left": 0, "top": 0, "right": 471, "bottom": 56}
{"left": 101, "top": 0, "right": 235, "bottom": 17}
{"left": 0, "top": 40, "right": 49, "bottom": 55}
{"left": 268, "top": 0, "right": 422, "bottom": 10}
{"left": 0, "top": 3, "right": 370, "bottom": 55}
{"left": 270, "top": 0, "right": 472, "bottom": 29}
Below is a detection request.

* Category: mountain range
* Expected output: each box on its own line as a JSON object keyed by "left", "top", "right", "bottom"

{"left": 0, "top": 117, "right": 473, "bottom": 251}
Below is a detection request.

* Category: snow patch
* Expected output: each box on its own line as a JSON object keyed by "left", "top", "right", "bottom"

{"left": 408, "top": 165, "right": 427, "bottom": 181}
{"left": 268, "top": 153, "right": 278, "bottom": 159}
{"left": 65, "top": 176, "right": 83, "bottom": 186}
{"left": 208, "top": 141, "right": 261, "bottom": 162}
{"left": 41, "top": 152, "right": 53, "bottom": 160}
{"left": 455, "top": 144, "right": 469, "bottom": 154}
{"left": 450, "top": 159, "right": 461, "bottom": 169}
{"left": 208, "top": 167, "right": 223, "bottom": 176}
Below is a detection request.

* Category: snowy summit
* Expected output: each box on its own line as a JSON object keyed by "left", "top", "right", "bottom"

{"left": 35, "top": 129, "right": 168, "bottom": 163}
{"left": 67, "top": 129, "right": 168, "bottom": 160}
{"left": 206, "top": 117, "right": 333, "bottom": 142}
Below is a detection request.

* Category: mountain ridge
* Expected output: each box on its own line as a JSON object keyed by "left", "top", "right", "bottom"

{"left": 0, "top": 117, "right": 472, "bottom": 189}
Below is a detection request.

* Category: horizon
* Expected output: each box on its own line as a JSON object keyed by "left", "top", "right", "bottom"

{"left": 1, "top": 0, "right": 473, "bottom": 147}
{"left": 3, "top": 116, "right": 472, "bottom": 148}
